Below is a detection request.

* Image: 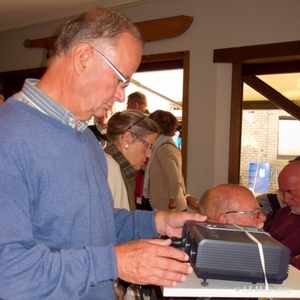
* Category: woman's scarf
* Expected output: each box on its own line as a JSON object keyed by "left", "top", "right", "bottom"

{"left": 105, "top": 143, "right": 137, "bottom": 211}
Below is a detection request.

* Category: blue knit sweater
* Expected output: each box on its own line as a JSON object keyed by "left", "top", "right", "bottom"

{"left": 0, "top": 99, "right": 157, "bottom": 299}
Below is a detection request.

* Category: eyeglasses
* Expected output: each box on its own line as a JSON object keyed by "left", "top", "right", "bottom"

{"left": 225, "top": 208, "right": 263, "bottom": 219}
{"left": 91, "top": 47, "right": 130, "bottom": 88}
{"left": 131, "top": 133, "right": 153, "bottom": 151}
{"left": 124, "top": 116, "right": 145, "bottom": 131}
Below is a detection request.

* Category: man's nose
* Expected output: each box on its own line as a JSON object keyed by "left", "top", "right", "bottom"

{"left": 114, "top": 86, "right": 126, "bottom": 103}
{"left": 283, "top": 193, "right": 293, "bottom": 205}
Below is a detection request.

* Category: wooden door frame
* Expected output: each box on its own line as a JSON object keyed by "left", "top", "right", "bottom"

{"left": 138, "top": 51, "right": 190, "bottom": 180}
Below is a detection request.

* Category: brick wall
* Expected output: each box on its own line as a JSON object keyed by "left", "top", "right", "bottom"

{"left": 240, "top": 109, "right": 292, "bottom": 194}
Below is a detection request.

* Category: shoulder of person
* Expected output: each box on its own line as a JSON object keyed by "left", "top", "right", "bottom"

{"left": 105, "top": 153, "right": 121, "bottom": 171}
{"left": 159, "top": 141, "right": 177, "bottom": 149}
{"left": 161, "top": 141, "right": 180, "bottom": 153}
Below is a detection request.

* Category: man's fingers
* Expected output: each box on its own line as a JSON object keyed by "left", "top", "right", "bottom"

{"left": 116, "top": 239, "right": 193, "bottom": 286}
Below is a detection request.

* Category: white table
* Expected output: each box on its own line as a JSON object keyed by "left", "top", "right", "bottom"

{"left": 163, "top": 265, "right": 300, "bottom": 298}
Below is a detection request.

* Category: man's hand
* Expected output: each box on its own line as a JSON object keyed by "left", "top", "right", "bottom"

{"left": 154, "top": 211, "right": 207, "bottom": 237}
{"left": 115, "top": 238, "right": 192, "bottom": 287}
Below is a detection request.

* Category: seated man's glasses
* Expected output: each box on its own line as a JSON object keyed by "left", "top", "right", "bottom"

{"left": 131, "top": 133, "right": 153, "bottom": 151}
{"left": 91, "top": 47, "right": 130, "bottom": 88}
{"left": 225, "top": 208, "right": 263, "bottom": 219}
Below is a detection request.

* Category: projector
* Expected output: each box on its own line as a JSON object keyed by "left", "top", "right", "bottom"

{"left": 171, "top": 221, "right": 290, "bottom": 285}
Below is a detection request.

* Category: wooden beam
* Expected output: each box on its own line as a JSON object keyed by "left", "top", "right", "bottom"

{"left": 23, "top": 15, "right": 193, "bottom": 49}
{"left": 243, "top": 75, "right": 300, "bottom": 120}
{"left": 228, "top": 63, "right": 243, "bottom": 184}
{"left": 213, "top": 40, "right": 300, "bottom": 64}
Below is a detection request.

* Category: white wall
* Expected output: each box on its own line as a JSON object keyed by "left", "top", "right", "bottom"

{"left": 1, "top": 0, "right": 300, "bottom": 199}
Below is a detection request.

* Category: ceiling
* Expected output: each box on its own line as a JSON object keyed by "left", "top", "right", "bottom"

{"left": 0, "top": 0, "right": 147, "bottom": 33}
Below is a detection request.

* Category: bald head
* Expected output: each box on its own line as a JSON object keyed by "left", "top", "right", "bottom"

{"left": 201, "top": 184, "right": 265, "bottom": 228}
{"left": 278, "top": 161, "right": 300, "bottom": 214}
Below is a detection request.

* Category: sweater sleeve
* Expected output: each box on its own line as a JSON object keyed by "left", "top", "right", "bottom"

{"left": 114, "top": 208, "right": 159, "bottom": 244}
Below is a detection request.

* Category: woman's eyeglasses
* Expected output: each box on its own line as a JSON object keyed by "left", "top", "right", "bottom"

{"left": 131, "top": 133, "right": 153, "bottom": 151}
{"left": 124, "top": 116, "right": 145, "bottom": 132}
{"left": 225, "top": 208, "right": 263, "bottom": 219}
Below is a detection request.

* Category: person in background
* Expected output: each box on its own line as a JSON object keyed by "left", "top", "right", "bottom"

{"left": 200, "top": 183, "right": 266, "bottom": 229}
{"left": 256, "top": 190, "right": 286, "bottom": 227}
{"left": 126, "top": 91, "right": 149, "bottom": 114}
{"left": 126, "top": 92, "right": 150, "bottom": 208}
{"left": 0, "top": 8, "right": 207, "bottom": 300}
{"left": 105, "top": 109, "right": 159, "bottom": 211}
{"left": 105, "top": 110, "right": 159, "bottom": 299}
{"left": 199, "top": 184, "right": 265, "bottom": 300}
{"left": 172, "top": 125, "right": 182, "bottom": 150}
{"left": 144, "top": 110, "right": 200, "bottom": 212}
{"left": 0, "top": 93, "right": 5, "bottom": 105}
{"left": 256, "top": 157, "right": 300, "bottom": 227}
{"left": 88, "top": 107, "right": 113, "bottom": 148}
{"left": 264, "top": 161, "right": 300, "bottom": 270}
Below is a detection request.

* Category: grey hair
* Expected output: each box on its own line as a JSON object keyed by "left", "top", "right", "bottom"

{"left": 54, "top": 7, "right": 142, "bottom": 56}
{"left": 107, "top": 109, "right": 159, "bottom": 143}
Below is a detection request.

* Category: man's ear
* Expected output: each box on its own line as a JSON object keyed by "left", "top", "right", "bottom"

{"left": 73, "top": 43, "right": 91, "bottom": 75}
{"left": 133, "top": 102, "right": 139, "bottom": 109}
{"left": 218, "top": 213, "right": 228, "bottom": 224}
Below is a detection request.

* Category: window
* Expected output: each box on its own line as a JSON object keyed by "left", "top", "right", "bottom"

{"left": 278, "top": 117, "right": 300, "bottom": 158}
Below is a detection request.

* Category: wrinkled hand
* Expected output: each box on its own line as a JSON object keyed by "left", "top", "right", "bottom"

{"left": 154, "top": 211, "right": 207, "bottom": 237}
{"left": 186, "top": 196, "right": 200, "bottom": 211}
{"left": 115, "top": 238, "right": 192, "bottom": 287}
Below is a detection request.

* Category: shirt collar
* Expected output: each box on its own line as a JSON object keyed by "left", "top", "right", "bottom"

{"left": 16, "top": 78, "right": 89, "bottom": 132}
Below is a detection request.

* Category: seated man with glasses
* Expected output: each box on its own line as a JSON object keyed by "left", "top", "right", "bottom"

{"left": 200, "top": 183, "right": 266, "bottom": 229}
{"left": 199, "top": 184, "right": 266, "bottom": 300}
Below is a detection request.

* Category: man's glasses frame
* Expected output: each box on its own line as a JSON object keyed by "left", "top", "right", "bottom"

{"left": 91, "top": 47, "right": 130, "bottom": 88}
{"left": 225, "top": 208, "right": 263, "bottom": 219}
{"left": 131, "top": 133, "right": 153, "bottom": 151}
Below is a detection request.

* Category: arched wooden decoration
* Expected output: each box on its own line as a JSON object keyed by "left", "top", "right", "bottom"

{"left": 23, "top": 15, "right": 193, "bottom": 49}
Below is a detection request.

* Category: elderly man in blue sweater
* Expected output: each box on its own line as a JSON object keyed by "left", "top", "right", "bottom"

{"left": 0, "top": 7, "right": 205, "bottom": 300}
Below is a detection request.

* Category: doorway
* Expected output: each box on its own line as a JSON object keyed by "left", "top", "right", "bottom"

{"left": 213, "top": 40, "right": 300, "bottom": 185}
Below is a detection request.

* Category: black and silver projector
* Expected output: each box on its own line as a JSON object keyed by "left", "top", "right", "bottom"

{"left": 171, "top": 221, "right": 290, "bottom": 285}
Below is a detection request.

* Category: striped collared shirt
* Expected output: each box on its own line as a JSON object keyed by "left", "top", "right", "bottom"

{"left": 14, "top": 78, "right": 88, "bottom": 132}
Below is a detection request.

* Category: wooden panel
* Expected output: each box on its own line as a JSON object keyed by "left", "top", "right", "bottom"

{"left": 23, "top": 15, "right": 193, "bottom": 49}
{"left": 135, "top": 15, "right": 193, "bottom": 42}
{"left": 242, "top": 61, "right": 300, "bottom": 76}
{"left": 181, "top": 51, "right": 190, "bottom": 181}
{"left": 213, "top": 40, "right": 300, "bottom": 64}
{"left": 228, "top": 63, "right": 243, "bottom": 184}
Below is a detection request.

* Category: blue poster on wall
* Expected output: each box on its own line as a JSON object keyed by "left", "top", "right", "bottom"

{"left": 248, "top": 162, "right": 270, "bottom": 193}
